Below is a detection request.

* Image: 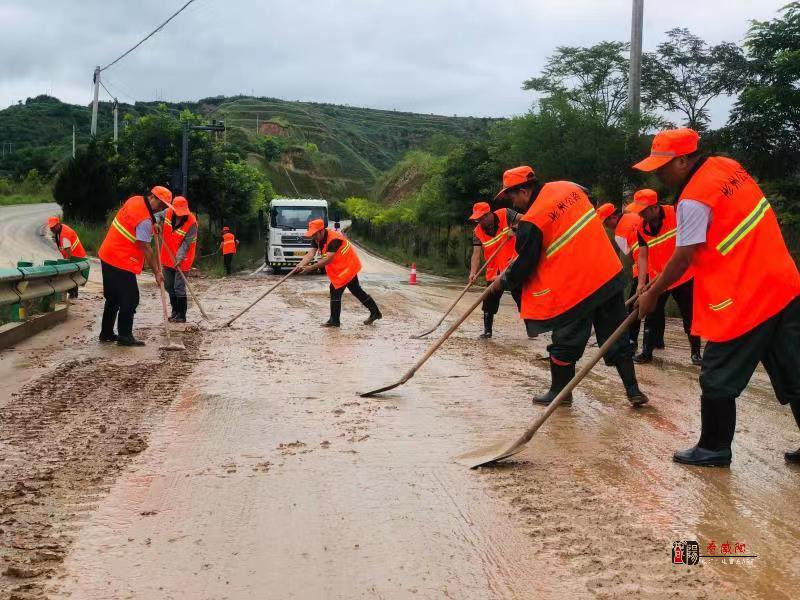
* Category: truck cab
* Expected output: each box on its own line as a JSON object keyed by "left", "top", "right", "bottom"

{"left": 266, "top": 198, "right": 328, "bottom": 272}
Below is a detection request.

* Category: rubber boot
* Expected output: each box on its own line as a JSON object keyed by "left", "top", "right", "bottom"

{"left": 634, "top": 326, "right": 654, "bottom": 363}
{"left": 690, "top": 335, "right": 702, "bottom": 366}
{"left": 362, "top": 296, "right": 383, "bottom": 325}
{"left": 117, "top": 335, "right": 145, "bottom": 347}
{"left": 323, "top": 299, "right": 341, "bottom": 327}
{"left": 479, "top": 312, "right": 493, "bottom": 339}
{"left": 615, "top": 359, "right": 649, "bottom": 406}
{"left": 174, "top": 297, "right": 187, "bottom": 323}
{"left": 532, "top": 359, "right": 574, "bottom": 407}
{"left": 785, "top": 399, "right": 800, "bottom": 464}
{"left": 168, "top": 294, "right": 179, "bottom": 322}
{"left": 674, "top": 395, "right": 733, "bottom": 466}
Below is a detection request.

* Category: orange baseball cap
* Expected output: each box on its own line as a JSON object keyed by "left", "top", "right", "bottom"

{"left": 150, "top": 185, "right": 174, "bottom": 208}
{"left": 627, "top": 189, "right": 659, "bottom": 214}
{"left": 304, "top": 218, "right": 326, "bottom": 238}
{"left": 633, "top": 128, "right": 700, "bottom": 171}
{"left": 596, "top": 203, "right": 616, "bottom": 222}
{"left": 469, "top": 202, "right": 491, "bottom": 220}
{"left": 47, "top": 216, "right": 60, "bottom": 229}
{"left": 172, "top": 196, "right": 190, "bottom": 217}
{"left": 495, "top": 166, "right": 536, "bottom": 200}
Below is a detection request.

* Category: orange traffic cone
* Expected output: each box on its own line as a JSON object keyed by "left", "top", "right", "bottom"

{"left": 408, "top": 263, "right": 418, "bottom": 285}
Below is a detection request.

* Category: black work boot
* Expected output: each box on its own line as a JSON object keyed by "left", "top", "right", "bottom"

{"left": 99, "top": 332, "right": 118, "bottom": 343}
{"left": 323, "top": 300, "right": 342, "bottom": 327}
{"left": 117, "top": 335, "right": 145, "bottom": 347}
{"left": 786, "top": 401, "right": 800, "bottom": 464}
{"left": 168, "top": 294, "right": 179, "bottom": 322}
{"left": 674, "top": 395, "right": 733, "bottom": 467}
{"left": 479, "top": 312, "right": 494, "bottom": 339}
{"left": 616, "top": 359, "right": 649, "bottom": 406}
{"left": 362, "top": 297, "right": 383, "bottom": 325}
{"left": 690, "top": 336, "right": 703, "bottom": 366}
{"left": 174, "top": 297, "right": 187, "bottom": 323}
{"left": 634, "top": 341, "right": 653, "bottom": 364}
{"left": 786, "top": 449, "right": 800, "bottom": 464}
{"left": 532, "top": 359, "right": 574, "bottom": 407}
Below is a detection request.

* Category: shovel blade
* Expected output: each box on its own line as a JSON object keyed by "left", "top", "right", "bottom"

{"left": 359, "top": 381, "right": 402, "bottom": 398}
{"left": 160, "top": 343, "right": 186, "bottom": 352}
{"left": 410, "top": 329, "right": 435, "bottom": 340}
{"left": 454, "top": 438, "right": 528, "bottom": 469}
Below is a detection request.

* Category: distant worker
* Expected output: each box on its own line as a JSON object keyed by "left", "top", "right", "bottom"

{"left": 220, "top": 226, "right": 239, "bottom": 275}
{"left": 634, "top": 128, "right": 800, "bottom": 466}
{"left": 158, "top": 196, "right": 197, "bottom": 323}
{"left": 468, "top": 201, "right": 521, "bottom": 338}
{"left": 97, "top": 186, "right": 173, "bottom": 346}
{"left": 629, "top": 189, "right": 702, "bottom": 366}
{"left": 490, "top": 167, "right": 648, "bottom": 407}
{"left": 296, "top": 219, "right": 382, "bottom": 327}
{"left": 48, "top": 216, "right": 87, "bottom": 299}
{"left": 597, "top": 203, "right": 644, "bottom": 349}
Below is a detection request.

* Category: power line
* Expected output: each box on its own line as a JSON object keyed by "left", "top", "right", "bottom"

{"left": 100, "top": 0, "right": 200, "bottom": 72}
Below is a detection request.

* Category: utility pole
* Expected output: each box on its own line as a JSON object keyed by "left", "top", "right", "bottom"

{"left": 181, "top": 120, "right": 226, "bottom": 196}
{"left": 91, "top": 66, "right": 101, "bottom": 137}
{"left": 113, "top": 98, "right": 119, "bottom": 148}
{"left": 72, "top": 125, "right": 76, "bottom": 158}
{"left": 628, "top": 0, "right": 644, "bottom": 122}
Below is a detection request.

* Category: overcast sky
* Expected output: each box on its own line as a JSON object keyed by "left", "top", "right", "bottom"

{"left": 0, "top": 0, "right": 788, "bottom": 126}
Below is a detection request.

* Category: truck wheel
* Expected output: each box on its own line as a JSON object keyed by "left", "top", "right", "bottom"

{"left": 271, "top": 266, "right": 283, "bottom": 275}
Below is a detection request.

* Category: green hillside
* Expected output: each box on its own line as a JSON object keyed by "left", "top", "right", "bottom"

{"left": 0, "top": 94, "right": 497, "bottom": 199}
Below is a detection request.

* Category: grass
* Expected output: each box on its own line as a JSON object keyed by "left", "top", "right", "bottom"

{"left": 0, "top": 194, "right": 51, "bottom": 206}
{"left": 71, "top": 221, "right": 108, "bottom": 254}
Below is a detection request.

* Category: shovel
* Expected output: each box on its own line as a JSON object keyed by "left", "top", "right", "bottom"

{"left": 361, "top": 285, "right": 496, "bottom": 397}
{"left": 413, "top": 237, "right": 514, "bottom": 339}
{"left": 160, "top": 240, "right": 212, "bottom": 323}
{"left": 153, "top": 233, "right": 186, "bottom": 351}
{"left": 225, "top": 266, "right": 299, "bottom": 327}
{"left": 454, "top": 310, "right": 640, "bottom": 468}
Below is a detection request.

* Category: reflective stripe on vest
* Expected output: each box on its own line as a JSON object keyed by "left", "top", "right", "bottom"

{"left": 638, "top": 205, "right": 693, "bottom": 290}
{"left": 716, "top": 197, "right": 770, "bottom": 256}
{"left": 519, "top": 181, "right": 622, "bottom": 321}
{"left": 678, "top": 156, "right": 800, "bottom": 341}
{"left": 545, "top": 207, "right": 595, "bottom": 258}
{"left": 111, "top": 217, "right": 137, "bottom": 243}
{"left": 644, "top": 227, "right": 676, "bottom": 248}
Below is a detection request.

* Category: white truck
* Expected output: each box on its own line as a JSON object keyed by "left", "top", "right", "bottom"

{"left": 265, "top": 198, "right": 329, "bottom": 272}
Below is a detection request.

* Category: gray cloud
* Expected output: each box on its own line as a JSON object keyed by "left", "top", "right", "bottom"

{"left": 0, "top": 0, "right": 787, "bottom": 125}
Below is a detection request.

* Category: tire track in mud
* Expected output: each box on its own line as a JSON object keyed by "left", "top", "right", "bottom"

{"left": 0, "top": 332, "right": 200, "bottom": 600}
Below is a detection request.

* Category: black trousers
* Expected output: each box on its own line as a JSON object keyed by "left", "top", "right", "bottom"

{"left": 101, "top": 260, "right": 139, "bottom": 338}
{"left": 223, "top": 253, "right": 233, "bottom": 275}
{"left": 627, "top": 277, "right": 641, "bottom": 345}
{"left": 698, "top": 296, "right": 800, "bottom": 450}
{"left": 548, "top": 291, "right": 635, "bottom": 366}
{"left": 642, "top": 278, "right": 699, "bottom": 351}
{"left": 329, "top": 275, "right": 376, "bottom": 323}
{"left": 482, "top": 285, "right": 522, "bottom": 315}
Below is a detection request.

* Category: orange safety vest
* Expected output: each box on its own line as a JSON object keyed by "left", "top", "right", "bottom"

{"left": 160, "top": 210, "right": 197, "bottom": 271}
{"left": 222, "top": 232, "right": 237, "bottom": 255}
{"left": 56, "top": 224, "right": 87, "bottom": 259}
{"left": 320, "top": 230, "right": 362, "bottom": 289}
{"left": 679, "top": 156, "right": 800, "bottom": 342}
{"left": 614, "top": 212, "right": 641, "bottom": 277}
{"left": 473, "top": 209, "right": 518, "bottom": 281}
{"left": 520, "top": 182, "right": 622, "bottom": 320}
{"left": 98, "top": 196, "right": 153, "bottom": 274}
{"left": 637, "top": 205, "right": 694, "bottom": 291}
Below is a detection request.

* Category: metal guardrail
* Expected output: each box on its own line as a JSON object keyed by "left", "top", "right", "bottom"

{"left": 0, "top": 258, "right": 90, "bottom": 322}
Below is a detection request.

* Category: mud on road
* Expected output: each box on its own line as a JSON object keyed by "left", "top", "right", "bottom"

{"left": 0, "top": 244, "right": 798, "bottom": 599}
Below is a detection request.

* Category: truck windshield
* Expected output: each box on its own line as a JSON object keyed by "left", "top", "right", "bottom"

{"left": 272, "top": 207, "right": 327, "bottom": 230}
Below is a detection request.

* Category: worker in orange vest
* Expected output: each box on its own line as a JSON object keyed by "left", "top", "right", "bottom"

{"left": 635, "top": 128, "right": 800, "bottom": 466}
{"left": 296, "top": 218, "right": 382, "bottom": 327}
{"left": 488, "top": 166, "right": 648, "bottom": 407}
{"left": 597, "top": 203, "right": 644, "bottom": 349}
{"left": 468, "top": 201, "right": 521, "bottom": 338}
{"left": 157, "top": 196, "right": 197, "bottom": 323}
{"left": 629, "top": 189, "right": 702, "bottom": 366}
{"left": 48, "top": 216, "right": 87, "bottom": 299}
{"left": 220, "top": 227, "right": 239, "bottom": 275}
{"left": 97, "top": 186, "right": 173, "bottom": 346}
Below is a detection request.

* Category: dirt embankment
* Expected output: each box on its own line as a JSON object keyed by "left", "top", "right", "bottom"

{"left": 0, "top": 331, "right": 200, "bottom": 599}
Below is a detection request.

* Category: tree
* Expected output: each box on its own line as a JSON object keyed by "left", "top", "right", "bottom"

{"left": 642, "top": 28, "right": 747, "bottom": 130}
{"left": 728, "top": 2, "right": 800, "bottom": 183}
{"left": 53, "top": 139, "right": 122, "bottom": 221}
{"left": 523, "top": 42, "right": 630, "bottom": 128}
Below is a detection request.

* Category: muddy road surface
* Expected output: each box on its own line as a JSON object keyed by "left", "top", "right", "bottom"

{"left": 1, "top": 205, "right": 798, "bottom": 599}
